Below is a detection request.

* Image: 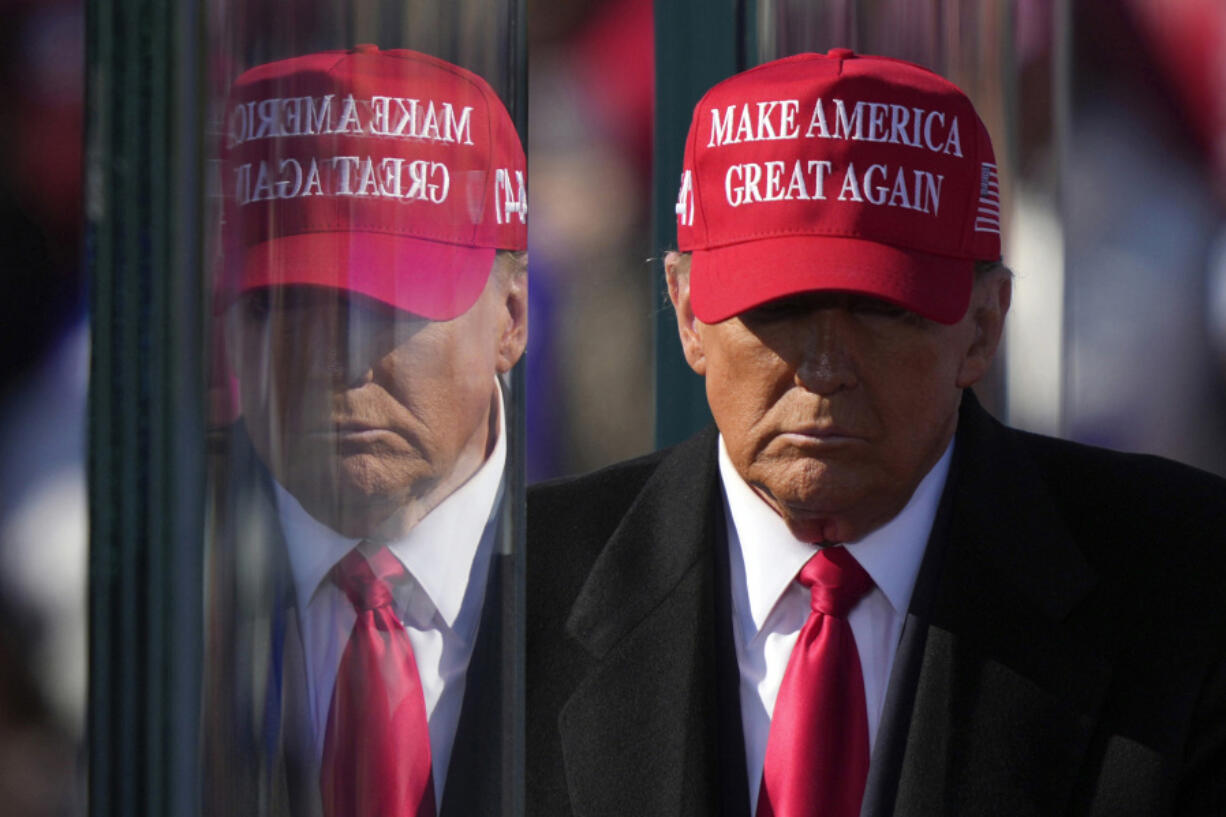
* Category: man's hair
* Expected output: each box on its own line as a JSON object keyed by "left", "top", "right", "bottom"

{"left": 496, "top": 249, "right": 528, "bottom": 280}
{"left": 668, "top": 250, "right": 1011, "bottom": 279}
{"left": 974, "top": 259, "right": 1013, "bottom": 278}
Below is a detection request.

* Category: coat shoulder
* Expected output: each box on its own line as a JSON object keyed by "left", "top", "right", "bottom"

{"left": 1013, "top": 426, "right": 1226, "bottom": 535}
{"left": 528, "top": 447, "right": 672, "bottom": 541}
{"left": 526, "top": 428, "right": 719, "bottom": 624}
{"left": 955, "top": 397, "right": 1226, "bottom": 619}
{"left": 998, "top": 423, "right": 1226, "bottom": 607}
{"left": 528, "top": 428, "right": 718, "bottom": 557}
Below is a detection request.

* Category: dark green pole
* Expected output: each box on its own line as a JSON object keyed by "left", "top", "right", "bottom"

{"left": 86, "top": 0, "right": 205, "bottom": 813}
{"left": 652, "top": 0, "right": 754, "bottom": 448}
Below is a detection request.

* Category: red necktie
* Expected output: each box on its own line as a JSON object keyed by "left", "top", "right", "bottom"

{"left": 321, "top": 547, "right": 436, "bottom": 817}
{"left": 756, "top": 546, "right": 874, "bottom": 817}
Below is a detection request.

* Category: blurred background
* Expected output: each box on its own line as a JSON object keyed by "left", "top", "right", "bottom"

{"left": 2, "top": 0, "right": 1226, "bottom": 813}
{"left": 0, "top": 0, "right": 86, "bottom": 814}
{"left": 525, "top": 0, "right": 656, "bottom": 479}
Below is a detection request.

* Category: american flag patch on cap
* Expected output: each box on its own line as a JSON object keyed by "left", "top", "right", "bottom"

{"left": 974, "top": 163, "right": 1000, "bottom": 234}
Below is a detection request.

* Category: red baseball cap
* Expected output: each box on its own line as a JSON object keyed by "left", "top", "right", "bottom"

{"left": 675, "top": 49, "right": 1001, "bottom": 324}
{"left": 222, "top": 45, "right": 526, "bottom": 320}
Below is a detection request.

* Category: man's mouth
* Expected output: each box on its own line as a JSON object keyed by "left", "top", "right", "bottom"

{"left": 781, "top": 424, "right": 865, "bottom": 442}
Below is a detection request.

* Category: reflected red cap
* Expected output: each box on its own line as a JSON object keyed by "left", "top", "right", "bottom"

{"left": 222, "top": 45, "right": 526, "bottom": 320}
{"left": 675, "top": 49, "right": 1000, "bottom": 324}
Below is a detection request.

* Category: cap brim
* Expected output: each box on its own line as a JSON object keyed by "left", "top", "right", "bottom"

{"left": 689, "top": 235, "right": 974, "bottom": 325}
{"left": 237, "top": 232, "right": 497, "bottom": 321}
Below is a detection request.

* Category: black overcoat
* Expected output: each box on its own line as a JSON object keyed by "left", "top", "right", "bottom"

{"left": 527, "top": 393, "right": 1226, "bottom": 816}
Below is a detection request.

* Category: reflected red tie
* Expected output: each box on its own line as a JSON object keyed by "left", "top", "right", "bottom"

{"left": 321, "top": 547, "right": 436, "bottom": 817}
{"left": 756, "top": 546, "right": 874, "bottom": 817}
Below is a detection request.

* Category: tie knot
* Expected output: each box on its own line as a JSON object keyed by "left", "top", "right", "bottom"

{"left": 798, "top": 547, "right": 873, "bottom": 618}
{"left": 331, "top": 547, "right": 406, "bottom": 612}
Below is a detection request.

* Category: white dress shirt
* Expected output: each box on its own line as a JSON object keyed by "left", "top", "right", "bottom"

{"left": 718, "top": 434, "right": 952, "bottom": 810}
{"left": 273, "top": 391, "right": 506, "bottom": 808}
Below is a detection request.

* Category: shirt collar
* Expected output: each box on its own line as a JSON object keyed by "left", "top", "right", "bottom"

{"left": 275, "top": 478, "right": 361, "bottom": 616}
{"left": 718, "top": 434, "right": 952, "bottom": 641}
{"left": 275, "top": 383, "right": 506, "bottom": 637}
{"left": 383, "top": 387, "right": 505, "bottom": 635}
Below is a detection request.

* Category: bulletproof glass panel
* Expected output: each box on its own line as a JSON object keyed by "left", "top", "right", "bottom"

{"left": 202, "top": 3, "right": 526, "bottom": 815}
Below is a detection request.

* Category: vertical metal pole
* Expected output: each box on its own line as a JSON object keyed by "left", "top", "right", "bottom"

{"left": 653, "top": 0, "right": 753, "bottom": 449}
{"left": 86, "top": 0, "right": 205, "bottom": 813}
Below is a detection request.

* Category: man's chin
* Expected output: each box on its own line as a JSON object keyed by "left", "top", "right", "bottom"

{"left": 277, "top": 464, "right": 422, "bottom": 538}
{"left": 755, "top": 468, "right": 883, "bottom": 544}
{"left": 776, "top": 509, "right": 859, "bottom": 545}
{"left": 773, "top": 482, "right": 911, "bottom": 545}
{"left": 287, "top": 486, "right": 401, "bottom": 538}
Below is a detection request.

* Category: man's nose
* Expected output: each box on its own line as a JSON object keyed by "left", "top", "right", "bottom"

{"left": 292, "top": 301, "right": 381, "bottom": 385}
{"left": 793, "top": 309, "right": 858, "bottom": 395}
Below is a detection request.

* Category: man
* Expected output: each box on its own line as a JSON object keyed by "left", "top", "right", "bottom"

{"left": 527, "top": 49, "right": 1226, "bottom": 816}
{"left": 204, "top": 45, "right": 527, "bottom": 817}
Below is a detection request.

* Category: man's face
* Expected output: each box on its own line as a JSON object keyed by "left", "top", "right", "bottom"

{"left": 669, "top": 256, "right": 1009, "bottom": 544}
{"left": 231, "top": 256, "right": 527, "bottom": 538}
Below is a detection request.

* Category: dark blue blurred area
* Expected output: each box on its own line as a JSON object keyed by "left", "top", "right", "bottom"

{"left": 0, "top": 1, "right": 86, "bottom": 815}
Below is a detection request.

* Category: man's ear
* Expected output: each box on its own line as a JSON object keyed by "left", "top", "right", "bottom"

{"left": 665, "top": 252, "right": 708, "bottom": 376}
{"left": 955, "top": 269, "right": 1012, "bottom": 388}
{"left": 494, "top": 254, "right": 528, "bottom": 374}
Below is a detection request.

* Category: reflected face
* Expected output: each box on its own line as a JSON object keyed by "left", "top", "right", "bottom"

{"left": 672, "top": 261, "right": 1007, "bottom": 544}
{"left": 232, "top": 258, "right": 526, "bottom": 538}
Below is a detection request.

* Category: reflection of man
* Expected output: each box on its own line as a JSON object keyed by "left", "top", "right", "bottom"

{"left": 207, "top": 46, "right": 526, "bottom": 817}
{"left": 527, "top": 50, "right": 1226, "bottom": 816}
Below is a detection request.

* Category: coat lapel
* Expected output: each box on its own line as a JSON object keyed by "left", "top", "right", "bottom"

{"left": 245, "top": 436, "right": 318, "bottom": 817}
{"left": 277, "top": 599, "right": 322, "bottom": 817}
{"left": 559, "top": 429, "right": 745, "bottom": 817}
{"left": 440, "top": 551, "right": 510, "bottom": 817}
{"left": 867, "top": 394, "right": 1112, "bottom": 817}
{"left": 204, "top": 422, "right": 317, "bottom": 817}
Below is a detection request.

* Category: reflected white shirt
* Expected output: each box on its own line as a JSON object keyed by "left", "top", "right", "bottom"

{"left": 273, "top": 390, "right": 506, "bottom": 806}
{"left": 718, "top": 434, "right": 951, "bottom": 810}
